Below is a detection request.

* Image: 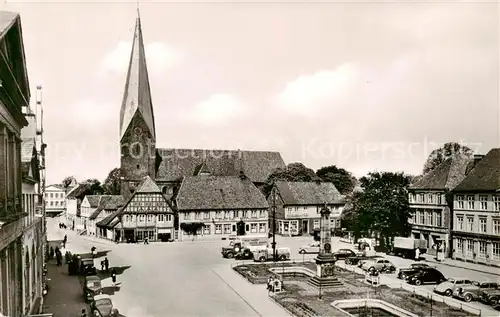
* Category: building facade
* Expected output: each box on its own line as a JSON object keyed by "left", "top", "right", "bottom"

{"left": 90, "top": 195, "right": 124, "bottom": 237}
{"left": 408, "top": 155, "right": 473, "bottom": 258}
{"left": 65, "top": 183, "right": 88, "bottom": 232}
{"left": 80, "top": 195, "right": 101, "bottom": 235}
{"left": 117, "top": 13, "right": 284, "bottom": 210}
{"left": 451, "top": 150, "right": 500, "bottom": 266}
{"left": 44, "top": 184, "right": 65, "bottom": 217}
{"left": 175, "top": 175, "right": 269, "bottom": 240}
{"left": 272, "top": 181, "right": 345, "bottom": 236}
{"left": 20, "top": 137, "right": 43, "bottom": 315}
{"left": 0, "top": 10, "right": 31, "bottom": 317}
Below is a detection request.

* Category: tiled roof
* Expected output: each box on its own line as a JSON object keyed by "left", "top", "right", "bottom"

{"left": 193, "top": 161, "right": 211, "bottom": 176}
{"left": 136, "top": 176, "right": 161, "bottom": 193}
{"left": 89, "top": 208, "right": 102, "bottom": 220}
{"left": 409, "top": 155, "right": 473, "bottom": 190}
{"left": 95, "top": 195, "right": 125, "bottom": 212}
{"left": 275, "top": 181, "right": 344, "bottom": 205}
{"left": 66, "top": 183, "right": 89, "bottom": 199}
{"left": 156, "top": 149, "right": 285, "bottom": 183}
{"left": 0, "top": 11, "right": 19, "bottom": 41}
{"left": 175, "top": 175, "right": 269, "bottom": 210}
{"left": 96, "top": 209, "right": 121, "bottom": 228}
{"left": 85, "top": 195, "right": 102, "bottom": 208}
{"left": 453, "top": 148, "right": 500, "bottom": 192}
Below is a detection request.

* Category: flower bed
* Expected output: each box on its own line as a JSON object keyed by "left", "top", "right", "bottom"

{"left": 233, "top": 262, "right": 317, "bottom": 284}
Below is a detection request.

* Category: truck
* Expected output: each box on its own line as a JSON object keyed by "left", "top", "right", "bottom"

{"left": 221, "top": 237, "right": 268, "bottom": 259}
{"left": 253, "top": 247, "right": 291, "bottom": 262}
{"left": 392, "top": 237, "right": 427, "bottom": 259}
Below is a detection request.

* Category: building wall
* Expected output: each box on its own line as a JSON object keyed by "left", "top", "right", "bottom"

{"left": 451, "top": 192, "right": 500, "bottom": 266}
{"left": 65, "top": 199, "right": 78, "bottom": 229}
{"left": 276, "top": 204, "right": 344, "bottom": 236}
{"left": 79, "top": 198, "right": 96, "bottom": 233}
{"left": 44, "top": 187, "right": 65, "bottom": 215}
{"left": 409, "top": 190, "right": 452, "bottom": 256}
{"left": 179, "top": 209, "right": 268, "bottom": 239}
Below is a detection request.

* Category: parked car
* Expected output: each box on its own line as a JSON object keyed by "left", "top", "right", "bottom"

{"left": 90, "top": 294, "right": 119, "bottom": 317}
{"left": 234, "top": 247, "right": 254, "bottom": 260}
{"left": 434, "top": 278, "right": 475, "bottom": 297}
{"left": 331, "top": 249, "right": 361, "bottom": 261}
{"left": 360, "top": 259, "right": 396, "bottom": 273}
{"left": 254, "top": 247, "right": 290, "bottom": 262}
{"left": 83, "top": 275, "right": 102, "bottom": 302}
{"left": 298, "top": 242, "right": 320, "bottom": 254}
{"left": 407, "top": 268, "right": 446, "bottom": 286}
{"left": 398, "top": 263, "right": 431, "bottom": 280}
{"left": 454, "top": 281, "right": 499, "bottom": 302}
{"left": 480, "top": 286, "right": 500, "bottom": 306}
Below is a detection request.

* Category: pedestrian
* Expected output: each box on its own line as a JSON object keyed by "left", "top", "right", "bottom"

{"left": 91, "top": 246, "right": 96, "bottom": 258}
{"left": 104, "top": 257, "right": 109, "bottom": 272}
{"left": 100, "top": 260, "right": 105, "bottom": 271}
{"left": 80, "top": 308, "right": 87, "bottom": 317}
{"left": 144, "top": 237, "right": 149, "bottom": 244}
{"left": 63, "top": 235, "right": 67, "bottom": 248}
{"left": 415, "top": 248, "right": 420, "bottom": 261}
{"left": 111, "top": 268, "right": 117, "bottom": 284}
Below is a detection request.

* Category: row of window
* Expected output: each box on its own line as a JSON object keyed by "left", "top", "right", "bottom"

{"left": 455, "top": 238, "right": 500, "bottom": 259}
{"left": 455, "top": 215, "right": 500, "bottom": 234}
{"left": 286, "top": 205, "right": 341, "bottom": 212}
{"left": 45, "top": 192, "right": 64, "bottom": 199}
{"left": 409, "top": 193, "right": 444, "bottom": 205}
{"left": 123, "top": 214, "right": 172, "bottom": 223}
{"left": 206, "top": 223, "right": 267, "bottom": 235}
{"left": 456, "top": 195, "right": 500, "bottom": 211}
{"left": 184, "top": 210, "right": 268, "bottom": 221}
{"left": 411, "top": 210, "right": 442, "bottom": 227}
{"left": 1, "top": 127, "right": 21, "bottom": 218}
{"left": 48, "top": 200, "right": 65, "bottom": 207}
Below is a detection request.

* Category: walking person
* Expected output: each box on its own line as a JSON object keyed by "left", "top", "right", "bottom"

{"left": 63, "top": 234, "right": 67, "bottom": 248}
{"left": 80, "top": 308, "right": 87, "bottom": 317}
{"left": 111, "top": 268, "right": 117, "bottom": 285}
{"left": 104, "top": 257, "right": 109, "bottom": 272}
{"left": 100, "top": 260, "right": 105, "bottom": 271}
{"left": 144, "top": 236, "right": 149, "bottom": 244}
{"left": 91, "top": 246, "right": 96, "bottom": 258}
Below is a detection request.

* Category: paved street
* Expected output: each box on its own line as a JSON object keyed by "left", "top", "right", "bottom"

{"left": 48, "top": 217, "right": 500, "bottom": 317}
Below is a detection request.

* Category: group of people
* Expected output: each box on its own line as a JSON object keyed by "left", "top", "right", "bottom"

{"left": 58, "top": 222, "right": 67, "bottom": 229}
{"left": 266, "top": 275, "right": 283, "bottom": 292}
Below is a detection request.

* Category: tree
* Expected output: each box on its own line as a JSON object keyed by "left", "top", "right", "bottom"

{"left": 423, "top": 142, "right": 473, "bottom": 174}
{"left": 81, "top": 179, "right": 105, "bottom": 196}
{"left": 61, "top": 176, "right": 77, "bottom": 192}
{"left": 103, "top": 168, "right": 121, "bottom": 195}
{"left": 263, "top": 162, "right": 321, "bottom": 196}
{"left": 316, "top": 165, "right": 357, "bottom": 194}
{"left": 180, "top": 222, "right": 205, "bottom": 241}
{"left": 347, "top": 171, "right": 412, "bottom": 249}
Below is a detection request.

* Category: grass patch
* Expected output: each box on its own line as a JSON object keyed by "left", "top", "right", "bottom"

{"left": 233, "top": 262, "right": 316, "bottom": 284}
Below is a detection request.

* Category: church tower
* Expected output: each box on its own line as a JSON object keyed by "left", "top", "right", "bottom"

{"left": 119, "top": 10, "right": 156, "bottom": 199}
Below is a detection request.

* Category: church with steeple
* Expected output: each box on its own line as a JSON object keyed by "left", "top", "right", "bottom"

{"left": 119, "top": 12, "right": 286, "bottom": 200}
{"left": 95, "top": 12, "right": 285, "bottom": 242}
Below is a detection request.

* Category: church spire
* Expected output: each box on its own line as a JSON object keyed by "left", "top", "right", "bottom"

{"left": 119, "top": 10, "right": 156, "bottom": 141}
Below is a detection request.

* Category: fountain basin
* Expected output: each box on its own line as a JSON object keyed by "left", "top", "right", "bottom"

{"left": 331, "top": 299, "right": 419, "bottom": 317}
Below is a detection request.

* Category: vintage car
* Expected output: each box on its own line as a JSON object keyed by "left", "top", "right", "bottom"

{"left": 254, "top": 247, "right": 290, "bottom": 262}
{"left": 331, "top": 249, "right": 361, "bottom": 261}
{"left": 453, "top": 281, "right": 499, "bottom": 302}
{"left": 90, "top": 294, "right": 119, "bottom": 317}
{"left": 407, "top": 268, "right": 446, "bottom": 286}
{"left": 81, "top": 258, "right": 97, "bottom": 275}
{"left": 298, "top": 242, "right": 320, "bottom": 254}
{"left": 360, "top": 259, "right": 396, "bottom": 273}
{"left": 234, "top": 247, "right": 254, "bottom": 260}
{"left": 480, "top": 286, "right": 500, "bottom": 306}
{"left": 83, "top": 275, "right": 102, "bottom": 302}
{"left": 434, "top": 278, "right": 475, "bottom": 297}
{"left": 398, "top": 263, "right": 431, "bottom": 280}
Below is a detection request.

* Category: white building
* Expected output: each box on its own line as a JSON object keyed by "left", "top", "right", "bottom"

{"left": 79, "top": 195, "right": 101, "bottom": 235}
{"left": 44, "top": 184, "right": 65, "bottom": 217}
{"left": 64, "top": 183, "right": 88, "bottom": 231}
{"left": 452, "top": 149, "right": 500, "bottom": 267}
{"left": 175, "top": 175, "right": 269, "bottom": 240}
{"left": 272, "top": 181, "right": 345, "bottom": 236}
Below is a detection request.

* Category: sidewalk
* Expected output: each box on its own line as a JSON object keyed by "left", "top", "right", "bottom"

{"left": 212, "top": 264, "right": 292, "bottom": 317}
{"left": 421, "top": 254, "right": 500, "bottom": 277}
{"left": 42, "top": 260, "right": 89, "bottom": 317}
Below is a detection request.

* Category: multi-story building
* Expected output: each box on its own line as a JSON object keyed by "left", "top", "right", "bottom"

{"left": 97, "top": 177, "right": 172, "bottom": 242}
{"left": 272, "top": 181, "right": 345, "bottom": 236}
{"left": 408, "top": 155, "right": 473, "bottom": 258}
{"left": 44, "top": 184, "right": 65, "bottom": 217}
{"left": 0, "top": 10, "right": 31, "bottom": 316}
{"left": 80, "top": 195, "right": 101, "bottom": 235}
{"left": 65, "top": 183, "right": 88, "bottom": 232}
{"left": 451, "top": 149, "right": 500, "bottom": 266}
{"left": 175, "top": 174, "right": 269, "bottom": 240}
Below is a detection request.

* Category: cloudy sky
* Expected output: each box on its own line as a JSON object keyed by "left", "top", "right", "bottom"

{"left": 4, "top": 1, "right": 499, "bottom": 184}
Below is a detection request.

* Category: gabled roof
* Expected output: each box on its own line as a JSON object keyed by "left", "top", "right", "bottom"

{"left": 453, "top": 148, "right": 500, "bottom": 192}
{"left": 85, "top": 195, "right": 102, "bottom": 208}
{"left": 94, "top": 195, "right": 125, "bottom": 212}
{"left": 156, "top": 149, "right": 285, "bottom": 183}
{"left": 46, "top": 184, "right": 64, "bottom": 191}
{"left": 176, "top": 175, "right": 268, "bottom": 210}
{"left": 96, "top": 209, "right": 122, "bottom": 228}
{"left": 136, "top": 175, "right": 161, "bottom": 193}
{"left": 409, "top": 155, "right": 473, "bottom": 190}
{"left": 66, "top": 183, "right": 89, "bottom": 199}
{"left": 193, "top": 161, "right": 211, "bottom": 176}
{"left": 274, "top": 181, "right": 344, "bottom": 205}
{"left": 119, "top": 10, "right": 155, "bottom": 141}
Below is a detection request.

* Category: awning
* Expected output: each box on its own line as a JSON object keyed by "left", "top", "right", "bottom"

{"left": 158, "top": 229, "right": 171, "bottom": 234}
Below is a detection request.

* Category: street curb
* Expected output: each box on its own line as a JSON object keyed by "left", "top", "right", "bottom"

{"left": 422, "top": 259, "right": 500, "bottom": 277}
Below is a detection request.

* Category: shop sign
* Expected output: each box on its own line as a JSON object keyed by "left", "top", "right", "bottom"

{"left": 285, "top": 209, "right": 318, "bottom": 219}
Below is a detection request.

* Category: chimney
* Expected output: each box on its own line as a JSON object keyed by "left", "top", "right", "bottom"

{"left": 473, "top": 154, "right": 485, "bottom": 165}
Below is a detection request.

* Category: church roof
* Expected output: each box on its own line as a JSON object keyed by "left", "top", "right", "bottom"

{"left": 136, "top": 175, "right": 161, "bottom": 193}
{"left": 176, "top": 175, "right": 269, "bottom": 211}
{"left": 119, "top": 10, "right": 155, "bottom": 141}
{"left": 274, "top": 181, "right": 344, "bottom": 206}
{"left": 156, "top": 148, "right": 285, "bottom": 183}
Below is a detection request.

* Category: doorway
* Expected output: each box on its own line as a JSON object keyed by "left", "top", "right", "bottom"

{"left": 302, "top": 220, "right": 309, "bottom": 234}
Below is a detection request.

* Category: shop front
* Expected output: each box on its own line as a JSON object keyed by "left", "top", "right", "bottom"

{"left": 411, "top": 228, "right": 450, "bottom": 258}
{"left": 278, "top": 207, "right": 321, "bottom": 236}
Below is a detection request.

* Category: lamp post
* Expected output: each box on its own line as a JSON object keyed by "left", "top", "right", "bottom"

{"left": 318, "top": 211, "right": 322, "bottom": 299}
{"left": 271, "top": 181, "right": 277, "bottom": 262}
